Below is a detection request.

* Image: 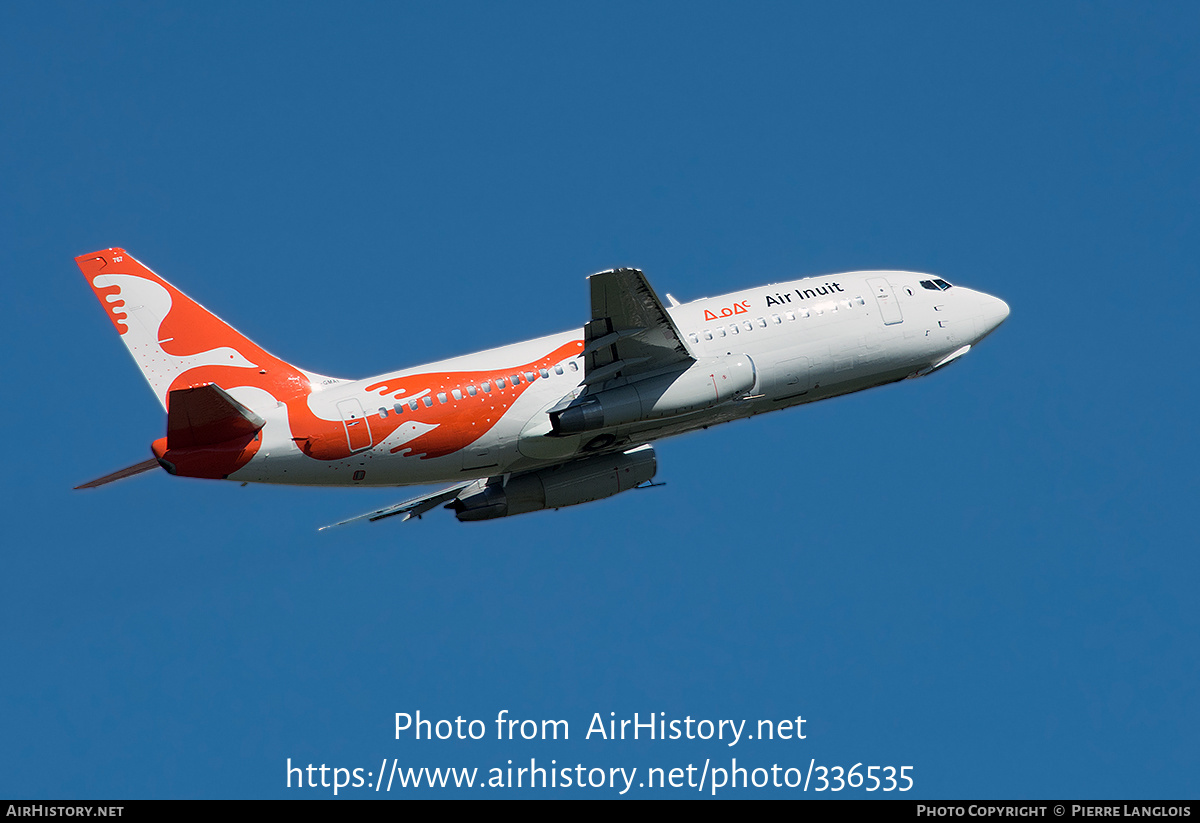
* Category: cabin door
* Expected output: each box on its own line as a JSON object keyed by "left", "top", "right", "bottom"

{"left": 867, "top": 277, "right": 904, "bottom": 325}
{"left": 337, "top": 398, "right": 374, "bottom": 452}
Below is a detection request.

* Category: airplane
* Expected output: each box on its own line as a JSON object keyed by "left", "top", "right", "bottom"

{"left": 74, "top": 248, "right": 1009, "bottom": 526}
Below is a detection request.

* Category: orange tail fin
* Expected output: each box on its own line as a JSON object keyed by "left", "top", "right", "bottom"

{"left": 76, "top": 248, "right": 338, "bottom": 410}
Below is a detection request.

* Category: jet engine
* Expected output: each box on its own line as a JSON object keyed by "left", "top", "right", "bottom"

{"left": 549, "top": 356, "right": 755, "bottom": 435}
{"left": 449, "top": 446, "right": 656, "bottom": 521}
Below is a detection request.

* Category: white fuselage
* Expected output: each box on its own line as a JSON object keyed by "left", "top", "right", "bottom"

{"left": 228, "top": 271, "right": 1009, "bottom": 488}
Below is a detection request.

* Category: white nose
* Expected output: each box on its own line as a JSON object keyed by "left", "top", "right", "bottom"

{"left": 978, "top": 294, "right": 1010, "bottom": 338}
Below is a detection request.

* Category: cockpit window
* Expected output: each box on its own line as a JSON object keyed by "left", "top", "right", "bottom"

{"left": 921, "top": 279, "right": 954, "bottom": 291}
{"left": 934, "top": 279, "right": 953, "bottom": 290}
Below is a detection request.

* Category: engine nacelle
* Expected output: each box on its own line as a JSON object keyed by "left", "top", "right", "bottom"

{"left": 450, "top": 446, "right": 657, "bottom": 521}
{"left": 550, "top": 355, "right": 756, "bottom": 435}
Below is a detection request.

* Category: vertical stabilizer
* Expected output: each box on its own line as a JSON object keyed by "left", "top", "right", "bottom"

{"left": 75, "top": 248, "right": 337, "bottom": 410}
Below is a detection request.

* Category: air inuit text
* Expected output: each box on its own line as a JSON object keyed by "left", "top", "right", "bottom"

{"left": 284, "top": 709, "right": 916, "bottom": 795}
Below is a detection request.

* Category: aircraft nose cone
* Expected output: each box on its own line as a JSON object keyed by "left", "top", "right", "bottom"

{"left": 977, "top": 294, "right": 1010, "bottom": 339}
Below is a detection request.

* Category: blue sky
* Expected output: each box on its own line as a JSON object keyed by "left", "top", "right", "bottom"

{"left": 2, "top": 1, "right": 1196, "bottom": 798}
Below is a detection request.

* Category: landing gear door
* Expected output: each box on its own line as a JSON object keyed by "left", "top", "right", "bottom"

{"left": 336, "top": 398, "right": 374, "bottom": 452}
{"left": 867, "top": 277, "right": 904, "bottom": 325}
{"left": 769, "top": 356, "right": 812, "bottom": 401}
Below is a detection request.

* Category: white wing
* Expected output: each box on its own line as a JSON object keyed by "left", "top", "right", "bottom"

{"left": 318, "top": 481, "right": 477, "bottom": 530}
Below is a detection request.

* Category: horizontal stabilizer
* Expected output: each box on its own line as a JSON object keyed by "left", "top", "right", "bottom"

{"left": 167, "top": 384, "right": 265, "bottom": 449}
{"left": 75, "top": 458, "right": 161, "bottom": 489}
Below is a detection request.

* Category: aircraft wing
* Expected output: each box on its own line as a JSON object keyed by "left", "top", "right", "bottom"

{"left": 318, "top": 481, "right": 476, "bottom": 530}
{"left": 584, "top": 268, "right": 695, "bottom": 387}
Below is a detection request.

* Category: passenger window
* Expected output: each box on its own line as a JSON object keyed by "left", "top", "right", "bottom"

{"left": 729, "top": 324, "right": 739, "bottom": 334}
{"left": 409, "top": 399, "right": 419, "bottom": 411}
{"left": 423, "top": 396, "right": 434, "bottom": 407}
{"left": 525, "top": 372, "right": 536, "bottom": 382}
{"left": 568, "top": 361, "right": 579, "bottom": 371}
{"left": 703, "top": 330, "right": 713, "bottom": 340}
{"left": 510, "top": 374, "right": 521, "bottom": 385}
{"left": 742, "top": 321, "right": 753, "bottom": 331}
{"left": 495, "top": 377, "right": 506, "bottom": 389}
{"left": 688, "top": 333, "right": 700, "bottom": 343}
{"left": 785, "top": 311, "right": 795, "bottom": 321}
{"left": 539, "top": 369, "right": 549, "bottom": 379}
{"left": 451, "top": 389, "right": 462, "bottom": 400}
{"left": 856, "top": 296, "right": 865, "bottom": 305}
{"left": 554, "top": 365, "right": 564, "bottom": 375}
{"left": 771, "top": 314, "right": 781, "bottom": 324}
{"left": 394, "top": 402, "right": 405, "bottom": 414}
{"left": 437, "top": 392, "right": 447, "bottom": 404}
{"left": 467, "top": 385, "right": 477, "bottom": 396}
{"left": 716, "top": 327, "right": 726, "bottom": 338}
{"left": 379, "top": 407, "right": 388, "bottom": 417}
{"left": 482, "top": 381, "right": 492, "bottom": 392}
